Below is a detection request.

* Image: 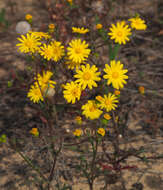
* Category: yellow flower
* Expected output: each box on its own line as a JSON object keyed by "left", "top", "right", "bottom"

{"left": 82, "top": 100, "right": 103, "bottom": 120}
{"left": 27, "top": 85, "right": 44, "bottom": 103}
{"left": 48, "top": 24, "right": 55, "bottom": 33}
{"left": 96, "top": 95, "right": 103, "bottom": 102}
{"left": 39, "top": 44, "right": 54, "bottom": 61}
{"left": 96, "top": 24, "right": 103, "bottom": 30}
{"left": 29, "top": 31, "right": 51, "bottom": 39}
{"left": 97, "top": 128, "right": 105, "bottom": 136}
{"left": 67, "top": 39, "right": 91, "bottom": 63}
{"left": 75, "top": 116, "right": 82, "bottom": 125}
{"left": 73, "top": 129, "right": 82, "bottom": 137}
{"left": 67, "top": 0, "right": 73, "bottom": 4}
{"left": 30, "top": 128, "right": 39, "bottom": 137}
{"left": 64, "top": 57, "right": 87, "bottom": 70}
{"left": 103, "top": 60, "right": 128, "bottom": 89}
{"left": 103, "top": 113, "right": 111, "bottom": 120}
{"left": 138, "top": 86, "right": 145, "bottom": 94}
{"left": 129, "top": 16, "right": 147, "bottom": 30}
{"left": 25, "top": 14, "right": 32, "bottom": 21}
{"left": 96, "top": 93, "right": 118, "bottom": 112}
{"left": 114, "top": 90, "right": 120, "bottom": 96}
{"left": 64, "top": 60, "right": 83, "bottom": 70}
{"left": 72, "top": 27, "right": 89, "bottom": 34}
{"left": 50, "top": 40, "right": 65, "bottom": 62}
{"left": 48, "top": 24, "right": 55, "bottom": 30}
{"left": 74, "top": 64, "right": 101, "bottom": 90}
{"left": 28, "top": 70, "right": 56, "bottom": 103}
{"left": 108, "top": 21, "right": 131, "bottom": 44}
{"left": 35, "top": 70, "right": 56, "bottom": 91}
{"left": 63, "top": 81, "right": 81, "bottom": 104}
{"left": 16, "top": 33, "right": 41, "bottom": 53}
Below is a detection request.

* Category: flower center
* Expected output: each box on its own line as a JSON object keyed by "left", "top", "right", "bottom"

{"left": 25, "top": 41, "right": 33, "bottom": 48}
{"left": 71, "top": 88, "right": 78, "bottom": 97}
{"left": 117, "top": 31, "right": 123, "bottom": 37}
{"left": 105, "top": 99, "right": 111, "bottom": 105}
{"left": 112, "top": 72, "right": 119, "bottom": 79}
{"left": 75, "top": 47, "right": 82, "bottom": 54}
{"left": 89, "top": 105, "right": 96, "bottom": 112}
{"left": 83, "top": 72, "right": 91, "bottom": 80}
{"left": 46, "top": 49, "right": 52, "bottom": 56}
{"left": 53, "top": 47, "right": 60, "bottom": 55}
{"left": 35, "top": 88, "right": 42, "bottom": 97}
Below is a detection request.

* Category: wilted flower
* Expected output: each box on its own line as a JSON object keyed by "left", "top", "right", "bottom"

{"left": 138, "top": 86, "right": 145, "bottom": 94}
{"left": 16, "top": 21, "right": 31, "bottom": 34}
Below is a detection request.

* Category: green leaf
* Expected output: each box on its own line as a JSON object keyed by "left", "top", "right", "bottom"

{"left": 109, "top": 43, "right": 120, "bottom": 60}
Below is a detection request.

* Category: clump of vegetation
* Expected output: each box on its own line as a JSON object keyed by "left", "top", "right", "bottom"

{"left": 3, "top": 1, "right": 161, "bottom": 190}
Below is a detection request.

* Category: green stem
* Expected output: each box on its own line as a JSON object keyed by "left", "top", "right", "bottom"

{"left": 89, "top": 137, "right": 99, "bottom": 190}
{"left": 109, "top": 43, "right": 120, "bottom": 60}
{"left": 16, "top": 148, "right": 47, "bottom": 182}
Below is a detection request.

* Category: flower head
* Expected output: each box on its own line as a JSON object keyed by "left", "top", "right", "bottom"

{"left": 64, "top": 59, "right": 86, "bottom": 70}
{"left": 48, "top": 24, "right": 55, "bottom": 30}
{"left": 50, "top": 40, "right": 65, "bottom": 62}
{"left": 25, "top": 14, "right": 32, "bottom": 23}
{"left": 73, "top": 129, "right": 82, "bottom": 137}
{"left": 63, "top": 81, "right": 81, "bottom": 104}
{"left": 35, "top": 70, "right": 56, "bottom": 90}
{"left": 114, "top": 90, "right": 120, "bottom": 96}
{"left": 67, "top": 39, "right": 91, "bottom": 63}
{"left": 82, "top": 100, "right": 103, "bottom": 120}
{"left": 75, "top": 116, "right": 82, "bottom": 125}
{"left": 27, "top": 85, "right": 44, "bottom": 103}
{"left": 67, "top": 0, "right": 73, "bottom": 5}
{"left": 108, "top": 21, "right": 131, "bottom": 44}
{"left": 138, "top": 86, "right": 145, "bottom": 94}
{"left": 103, "top": 113, "right": 111, "bottom": 120}
{"left": 16, "top": 21, "right": 31, "bottom": 34}
{"left": 39, "top": 44, "right": 54, "bottom": 61}
{"left": 29, "top": 31, "right": 51, "bottom": 39}
{"left": 129, "top": 16, "right": 147, "bottom": 30}
{"left": 97, "top": 128, "right": 105, "bottom": 136}
{"left": 103, "top": 60, "right": 128, "bottom": 89}
{"left": 48, "top": 24, "right": 55, "bottom": 33}
{"left": 25, "top": 14, "right": 32, "bottom": 20}
{"left": 28, "top": 70, "right": 56, "bottom": 103}
{"left": 30, "top": 128, "right": 39, "bottom": 137}
{"left": 16, "top": 33, "right": 41, "bottom": 53}
{"left": 96, "top": 93, "right": 118, "bottom": 112}
{"left": 74, "top": 64, "right": 101, "bottom": 90}
{"left": 72, "top": 27, "right": 89, "bottom": 34}
{"left": 96, "top": 24, "right": 103, "bottom": 30}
